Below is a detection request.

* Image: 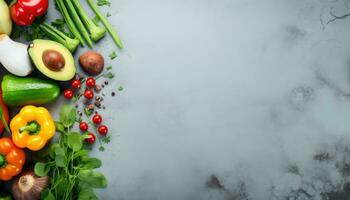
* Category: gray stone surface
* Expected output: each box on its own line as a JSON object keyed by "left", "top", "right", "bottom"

{"left": 10, "top": 0, "right": 350, "bottom": 199}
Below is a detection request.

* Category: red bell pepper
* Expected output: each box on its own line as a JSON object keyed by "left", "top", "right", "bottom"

{"left": 10, "top": 0, "right": 49, "bottom": 26}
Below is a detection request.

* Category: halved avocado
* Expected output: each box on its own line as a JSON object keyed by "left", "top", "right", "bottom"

{"left": 28, "top": 39, "right": 76, "bottom": 81}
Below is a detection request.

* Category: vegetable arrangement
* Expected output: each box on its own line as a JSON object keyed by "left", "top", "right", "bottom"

{"left": 0, "top": 0, "right": 122, "bottom": 199}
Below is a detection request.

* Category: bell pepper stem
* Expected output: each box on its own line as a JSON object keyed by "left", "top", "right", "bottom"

{"left": 0, "top": 154, "right": 6, "bottom": 167}
{"left": 19, "top": 121, "right": 40, "bottom": 134}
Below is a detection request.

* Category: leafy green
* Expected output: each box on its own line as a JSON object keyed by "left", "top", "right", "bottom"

{"left": 81, "top": 157, "right": 102, "bottom": 169}
{"left": 34, "top": 162, "right": 50, "bottom": 176}
{"left": 41, "top": 189, "right": 56, "bottom": 200}
{"left": 78, "top": 186, "right": 98, "bottom": 200}
{"left": 78, "top": 170, "right": 107, "bottom": 188}
{"left": 34, "top": 105, "right": 107, "bottom": 200}
{"left": 67, "top": 132, "right": 83, "bottom": 151}
{"left": 59, "top": 104, "right": 77, "bottom": 128}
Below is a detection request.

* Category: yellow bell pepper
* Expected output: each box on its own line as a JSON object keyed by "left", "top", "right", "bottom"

{"left": 10, "top": 105, "right": 55, "bottom": 151}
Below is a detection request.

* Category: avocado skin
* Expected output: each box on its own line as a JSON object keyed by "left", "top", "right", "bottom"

{"left": 1, "top": 75, "right": 60, "bottom": 106}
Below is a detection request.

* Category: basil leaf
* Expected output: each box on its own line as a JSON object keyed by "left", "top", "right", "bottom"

{"left": 34, "top": 162, "right": 50, "bottom": 176}
{"left": 67, "top": 132, "right": 83, "bottom": 151}
{"left": 59, "top": 104, "right": 76, "bottom": 128}
{"left": 81, "top": 157, "right": 102, "bottom": 169}
{"left": 78, "top": 186, "right": 98, "bottom": 200}
{"left": 78, "top": 170, "right": 108, "bottom": 188}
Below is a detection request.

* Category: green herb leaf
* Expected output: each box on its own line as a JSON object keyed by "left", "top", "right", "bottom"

{"left": 104, "top": 72, "right": 114, "bottom": 79}
{"left": 109, "top": 51, "right": 117, "bottom": 60}
{"left": 106, "top": 12, "right": 111, "bottom": 17}
{"left": 97, "top": 0, "right": 111, "bottom": 7}
{"left": 41, "top": 189, "right": 56, "bottom": 200}
{"left": 78, "top": 186, "right": 98, "bottom": 200}
{"left": 99, "top": 146, "right": 105, "bottom": 151}
{"left": 102, "top": 135, "right": 111, "bottom": 144}
{"left": 106, "top": 66, "right": 112, "bottom": 70}
{"left": 78, "top": 170, "right": 108, "bottom": 188}
{"left": 54, "top": 146, "right": 65, "bottom": 156}
{"left": 59, "top": 104, "right": 77, "bottom": 128}
{"left": 55, "top": 121, "right": 65, "bottom": 134}
{"left": 118, "top": 86, "right": 124, "bottom": 91}
{"left": 49, "top": 143, "right": 61, "bottom": 158}
{"left": 84, "top": 107, "right": 93, "bottom": 117}
{"left": 74, "top": 149, "right": 89, "bottom": 158}
{"left": 67, "top": 132, "right": 83, "bottom": 151}
{"left": 34, "top": 162, "right": 50, "bottom": 176}
{"left": 55, "top": 155, "right": 66, "bottom": 167}
{"left": 81, "top": 157, "right": 102, "bottom": 169}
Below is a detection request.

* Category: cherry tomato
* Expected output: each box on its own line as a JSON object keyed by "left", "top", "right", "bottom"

{"left": 86, "top": 77, "right": 96, "bottom": 87}
{"left": 79, "top": 122, "right": 89, "bottom": 131}
{"left": 92, "top": 114, "right": 102, "bottom": 124}
{"left": 71, "top": 79, "right": 81, "bottom": 89}
{"left": 63, "top": 89, "right": 74, "bottom": 99}
{"left": 98, "top": 125, "right": 108, "bottom": 136}
{"left": 84, "top": 89, "right": 94, "bottom": 99}
{"left": 85, "top": 133, "right": 96, "bottom": 144}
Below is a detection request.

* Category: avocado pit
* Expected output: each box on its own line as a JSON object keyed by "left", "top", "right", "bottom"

{"left": 42, "top": 50, "right": 65, "bottom": 71}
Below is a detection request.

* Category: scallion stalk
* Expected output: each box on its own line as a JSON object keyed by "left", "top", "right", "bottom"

{"left": 56, "top": 0, "right": 85, "bottom": 46}
{"left": 72, "top": 0, "right": 106, "bottom": 42}
{"left": 64, "top": 0, "right": 94, "bottom": 48}
{"left": 86, "top": 0, "right": 123, "bottom": 49}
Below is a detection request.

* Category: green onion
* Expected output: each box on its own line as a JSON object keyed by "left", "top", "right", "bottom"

{"left": 71, "top": 0, "right": 106, "bottom": 42}
{"left": 56, "top": 0, "right": 85, "bottom": 46}
{"left": 40, "top": 23, "right": 80, "bottom": 53}
{"left": 64, "top": 0, "right": 94, "bottom": 48}
{"left": 86, "top": 0, "right": 124, "bottom": 49}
